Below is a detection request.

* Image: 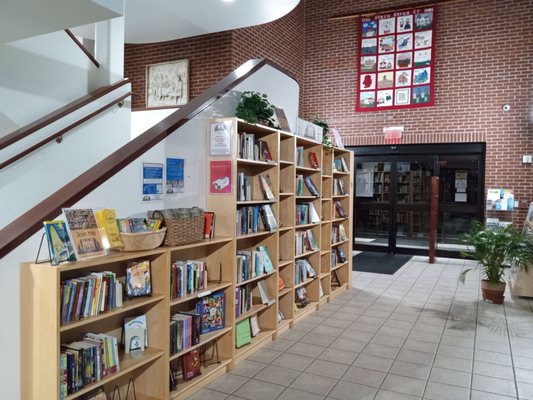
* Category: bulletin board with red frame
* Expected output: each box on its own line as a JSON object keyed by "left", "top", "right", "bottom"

{"left": 356, "top": 6, "right": 436, "bottom": 112}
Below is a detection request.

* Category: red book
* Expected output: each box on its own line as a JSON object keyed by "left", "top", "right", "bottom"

{"left": 308, "top": 152, "right": 319, "bottom": 169}
{"left": 182, "top": 349, "right": 202, "bottom": 381}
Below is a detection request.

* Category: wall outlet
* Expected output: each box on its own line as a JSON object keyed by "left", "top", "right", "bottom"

{"left": 523, "top": 155, "right": 532, "bottom": 163}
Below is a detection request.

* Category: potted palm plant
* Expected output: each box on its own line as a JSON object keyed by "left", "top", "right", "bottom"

{"left": 459, "top": 220, "right": 533, "bottom": 304}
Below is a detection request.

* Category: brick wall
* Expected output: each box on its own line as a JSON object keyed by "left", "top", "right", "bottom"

{"left": 124, "top": 1, "right": 305, "bottom": 111}
{"left": 301, "top": 0, "right": 533, "bottom": 223}
{"left": 124, "top": 0, "right": 533, "bottom": 223}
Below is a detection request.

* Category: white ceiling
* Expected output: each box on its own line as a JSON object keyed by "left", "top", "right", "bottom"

{"left": 124, "top": 0, "right": 300, "bottom": 44}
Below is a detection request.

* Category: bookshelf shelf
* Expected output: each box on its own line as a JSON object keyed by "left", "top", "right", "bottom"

{"left": 166, "top": 236, "right": 234, "bottom": 251}
{"left": 279, "top": 192, "right": 295, "bottom": 197}
{"left": 332, "top": 261, "right": 349, "bottom": 272}
{"left": 296, "top": 165, "right": 321, "bottom": 173}
{"left": 332, "top": 194, "right": 350, "bottom": 199}
{"left": 332, "top": 239, "right": 350, "bottom": 247}
{"left": 278, "top": 259, "right": 293, "bottom": 268}
{"left": 235, "top": 329, "right": 275, "bottom": 360}
{"left": 235, "top": 303, "right": 268, "bottom": 323}
{"left": 319, "top": 272, "right": 330, "bottom": 279}
{"left": 278, "top": 287, "right": 293, "bottom": 297}
{"left": 236, "top": 271, "right": 276, "bottom": 287}
{"left": 332, "top": 217, "right": 349, "bottom": 223}
{"left": 322, "top": 174, "right": 332, "bottom": 179}
{"left": 278, "top": 226, "right": 293, "bottom": 233}
{"left": 237, "top": 158, "right": 277, "bottom": 167}
{"left": 295, "top": 195, "right": 319, "bottom": 200}
{"left": 295, "top": 277, "right": 317, "bottom": 289}
{"left": 64, "top": 348, "right": 165, "bottom": 400}
{"left": 60, "top": 294, "right": 166, "bottom": 333}
{"left": 278, "top": 319, "right": 291, "bottom": 331}
{"left": 279, "top": 160, "right": 294, "bottom": 166}
{"left": 170, "top": 281, "right": 233, "bottom": 306}
{"left": 236, "top": 230, "right": 276, "bottom": 240}
{"left": 236, "top": 200, "right": 277, "bottom": 205}
{"left": 295, "top": 222, "right": 320, "bottom": 229}
{"left": 333, "top": 171, "right": 350, "bottom": 176}
{"left": 321, "top": 250, "right": 331, "bottom": 256}
{"left": 294, "top": 301, "right": 319, "bottom": 321}
{"left": 169, "top": 327, "right": 232, "bottom": 362}
{"left": 295, "top": 249, "right": 319, "bottom": 259}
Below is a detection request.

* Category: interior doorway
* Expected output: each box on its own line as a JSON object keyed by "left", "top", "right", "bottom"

{"left": 350, "top": 143, "right": 485, "bottom": 257}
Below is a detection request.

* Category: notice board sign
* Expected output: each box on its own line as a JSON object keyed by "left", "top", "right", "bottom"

{"left": 356, "top": 7, "right": 436, "bottom": 111}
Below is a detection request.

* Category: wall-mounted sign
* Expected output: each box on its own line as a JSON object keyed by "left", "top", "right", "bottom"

{"left": 383, "top": 126, "right": 404, "bottom": 144}
{"left": 357, "top": 7, "right": 436, "bottom": 111}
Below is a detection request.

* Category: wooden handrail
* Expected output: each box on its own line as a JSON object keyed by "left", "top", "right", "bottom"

{"left": 0, "top": 58, "right": 295, "bottom": 259}
{"left": 64, "top": 29, "right": 100, "bottom": 68}
{"left": 0, "top": 93, "right": 130, "bottom": 170}
{"left": 0, "top": 78, "right": 130, "bottom": 151}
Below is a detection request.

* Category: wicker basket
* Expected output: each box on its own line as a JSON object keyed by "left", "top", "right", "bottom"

{"left": 120, "top": 228, "right": 167, "bottom": 251}
{"left": 151, "top": 207, "right": 204, "bottom": 246}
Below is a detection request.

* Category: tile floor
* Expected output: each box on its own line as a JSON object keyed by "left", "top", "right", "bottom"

{"left": 190, "top": 256, "right": 533, "bottom": 400}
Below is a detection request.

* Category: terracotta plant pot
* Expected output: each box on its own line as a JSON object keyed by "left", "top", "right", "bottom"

{"left": 481, "top": 280, "right": 506, "bottom": 304}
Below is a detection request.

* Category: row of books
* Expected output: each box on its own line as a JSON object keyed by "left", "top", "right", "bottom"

{"left": 237, "top": 173, "right": 275, "bottom": 202}
{"left": 296, "top": 175, "right": 320, "bottom": 197}
{"left": 334, "top": 156, "right": 349, "bottom": 173}
{"left": 60, "top": 333, "right": 120, "bottom": 398}
{"left": 295, "top": 229, "right": 319, "bottom": 256}
{"left": 333, "top": 178, "right": 347, "bottom": 196}
{"left": 170, "top": 260, "right": 209, "bottom": 299}
{"left": 332, "top": 223, "right": 348, "bottom": 244}
{"left": 236, "top": 204, "right": 278, "bottom": 235}
{"left": 116, "top": 217, "right": 161, "bottom": 233}
{"left": 235, "top": 284, "right": 253, "bottom": 318}
{"left": 238, "top": 132, "right": 273, "bottom": 162}
{"left": 334, "top": 200, "right": 348, "bottom": 218}
{"left": 170, "top": 311, "right": 200, "bottom": 355}
{"left": 236, "top": 246, "right": 275, "bottom": 283}
{"left": 60, "top": 271, "right": 123, "bottom": 325}
{"left": 295, "top": 259, "right": 317, "bottom": 285}
{"left": 331, "top": 247, "right": 347, "bottom": 266}
{"left": 296, "top": 202, "right": 320, "bottom": 225}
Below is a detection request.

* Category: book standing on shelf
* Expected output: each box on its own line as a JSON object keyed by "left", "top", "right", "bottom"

{"left": 126, "top": 260, "right": 151, "bottom": 298}
{"left": 182, "top": 349, "right": 202, "bottom": 381}
{"left": 260, "top": 204, "right": 278, "bottom": 231}
{"left": 296, "top": 175, "right": 304, "bottom": 196}
{"left": 334, "top": 201, "right": 348, "bottom": 218}
{"left": 295, "top": 287, "right": 309, "bottom": 308}
{"left": 196, "top": 291, "right": 225, "bottom": 334}
{"left": 259, "top": 174, "right": 275, "bottom": 200}
{"left": 304, "top": 176, "right": 320, "bottom": 197}
{"left": 203, "top": 212, "right": 215, "bottom": 239}
{"left": 296, "top": 146, "right": 304, "bottom": 167}
{"left": 95, "top": 208, "right": 122, "bottom": 248}
{"left": 308, "top": 152, "right": 319, "bottom": 169}
{"left": 124, "top": 314, "right": 148, "bottom": 354}
{"left": 250, "top": 315, "right": 261, "bottom": 337}
{"left": 43, "top": 220, "right": 76, "bottom": 265}
{"left": 257, "top": 280, "right": 275, "bottom": 306}
{"left": 63, "top": 208, "right": 106, "bottom": 259}
{"left": 170, "top": 311, "right": 200, "bottom": 355}
{"left": 235, "top": 318, "right": 252, "bottom": 348}
{"left": 235, "top": 284, "right": 253, "bottom": 317}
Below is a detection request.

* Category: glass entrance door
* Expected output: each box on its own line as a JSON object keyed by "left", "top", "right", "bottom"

{"left": 355, "top": 156, "right": 436, "bottom": 254}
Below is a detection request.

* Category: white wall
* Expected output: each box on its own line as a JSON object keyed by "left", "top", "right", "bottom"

{"left": 0, "top": 64, "right": 299, "bottom": 400}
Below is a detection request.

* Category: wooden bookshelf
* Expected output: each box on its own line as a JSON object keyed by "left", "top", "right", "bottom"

{"left": 21, "top": 118, "right": 353, "bottom": 400}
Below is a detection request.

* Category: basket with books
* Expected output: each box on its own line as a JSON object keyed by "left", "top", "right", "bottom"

{"left": 150, "top": 207, "right": 204, "bottom": 246}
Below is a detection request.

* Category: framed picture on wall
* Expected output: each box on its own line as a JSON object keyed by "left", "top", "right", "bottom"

{"left": 146, "top": 59, "right": 189, "bottom": 108}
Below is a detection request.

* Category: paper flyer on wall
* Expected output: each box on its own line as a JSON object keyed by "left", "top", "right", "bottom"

{"left": 142, "top": 162, "right": 163, "bottom": 201}
{"left": 486, "top": 188, "right": 514, "bottom": 211}
{"left": 209, "top": 160, "right": 232, "bottom": 194}
{"left": 166, "top": 158, "right": 184, "bottom": 195}
{"left": 210, "top": 121, "right": 232, "bottom": 156}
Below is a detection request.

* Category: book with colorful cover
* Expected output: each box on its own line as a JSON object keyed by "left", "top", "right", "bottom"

{"left": 126, "top": 260, "right": 151, "bottom": 298}
{"left": 62, "top": 208, "right": 106, "bottom": 259}
{"left": 43, "top": 220, "right": 76, "bottom": 265}
{"left": 196, "top": 291, "right": 225, "bottom": 334}
{"left": 308, "top": 152, "right": 319, "bottom": 169}
{"left": 235, "top": 318, "right": 252, "bottom": 348}
{"left": 95, "top": 208, "right": 122, "bottom": 248}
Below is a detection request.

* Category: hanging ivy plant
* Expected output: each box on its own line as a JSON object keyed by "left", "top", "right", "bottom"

{"left": 312, "top": 115, "right": 332, "bottom": 148}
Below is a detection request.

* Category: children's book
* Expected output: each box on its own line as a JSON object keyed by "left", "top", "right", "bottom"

{"left": 124, "top": 314, "right": 148, "bottom": 353}
{"left": 126, "top": 260, "right": 151, "bottom": 298}
{"left": 63, "top": 208, "right": 106, "bottom": 259}
{"left": 43, "top": 220, "right": 77, "bottom": 265}
{"left": 95, "top": 208, "right": 122, "bottom": 248}
{"left": 196, "top": 291, "right": 225, "bottom": 334}
{"left": 235, "top": 318, "right": 252, "bottom": 348}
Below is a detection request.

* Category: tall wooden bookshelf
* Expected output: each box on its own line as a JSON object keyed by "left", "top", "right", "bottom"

{"left": 20, "top": 117, "right": 353, "bottom": 400}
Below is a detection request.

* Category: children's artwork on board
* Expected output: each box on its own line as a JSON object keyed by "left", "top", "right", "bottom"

{"left": 378, "top": 54, "right": 395, "bottom": 71}
{"left": 360, "top": 56, "right": 377, "bottom": 72}
{"left": 377, "top": 72, "right": 394, "bottom": 89}
{"left": 362, "top": 20, "right": 378, "bottom": 37}
{"left": 356, "top": 7, "right": 435, "bottom": 112}
{"left": 361, "top": 38, "right": 377, "bottom": 55}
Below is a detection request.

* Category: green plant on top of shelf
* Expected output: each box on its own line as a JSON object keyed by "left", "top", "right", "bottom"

{"left": 311, "top": 115, "right": 332, "bottom": 149}
{"left": 235, "top": 91, "right": 279, "bottom": 128}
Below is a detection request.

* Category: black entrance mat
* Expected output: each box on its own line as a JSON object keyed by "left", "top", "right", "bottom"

{"left": 353, "top": 252, "right": 412, "bottom": 275}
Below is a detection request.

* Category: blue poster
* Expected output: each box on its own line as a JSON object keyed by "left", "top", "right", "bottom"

{"left": 142, "top": 162, "right": 163, "bottom": 201}
{"left": 166, "top": 158, "right": 185, "bottom": 195}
